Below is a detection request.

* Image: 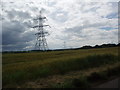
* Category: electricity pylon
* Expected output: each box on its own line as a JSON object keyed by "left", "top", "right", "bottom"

{"left": 32, "top": 10, "right": 50, "bottom": 51}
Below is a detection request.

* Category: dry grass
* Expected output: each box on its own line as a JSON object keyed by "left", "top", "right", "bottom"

{"left": 2, "top": 47, "right": 119, "bottom": 88}
{"left": 21, "top": 62, "right": 120, "bottom": 88}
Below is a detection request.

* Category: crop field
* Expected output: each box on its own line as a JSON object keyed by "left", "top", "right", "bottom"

{"left": 2, "top": 47, "right": 120, "bottom": 88}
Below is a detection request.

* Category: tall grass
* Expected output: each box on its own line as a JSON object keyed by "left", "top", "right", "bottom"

{"left": 2, "top": 47, "right": 119, "bottom": 87}
{"left": 3, "top": 54, "right": 118, "bottom": 86}
{"left": 52, "top": 64, "right": 120, "bottom": 88}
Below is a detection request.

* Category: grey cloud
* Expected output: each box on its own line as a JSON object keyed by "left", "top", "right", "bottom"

{"left": 63, "top": 25, "right": 117, "bottom": 42}
{"left": 82, "top": 20, "right": 107, "bottom": 29}
{"left": 49, "top": 8, "right": 68, "bottom": 23}
{"left": 48, "top": 1, "right": 56, "bottom": 7}
{"left": 65, "top": 19, "right": 107, "bottom": 35}
{"left": 30, "top": 7, "right": 39, "bottom": 12}
{"left": 3, "top": 21, "right": 25, "bottom": 45}
{"left": 6, "top": 9, "right": 31, "bottom": 20}
{"left": 2, "top": 43, "right": 28, "bottom": 51}
{"left": 53, "top": 26, "right": 87, "bottom": 42}
{"left": 2, "top": 20, "right": 35, "bottom": 51}
{"left": 64, "top": 26, "right": 87, "bottom": 38}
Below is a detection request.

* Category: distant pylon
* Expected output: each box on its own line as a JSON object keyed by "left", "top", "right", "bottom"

{"left": 64, "top": 41, "right": 66, "bottom": 49}
{"left": 32, "top": 10, "right": 50, "bottom": 51}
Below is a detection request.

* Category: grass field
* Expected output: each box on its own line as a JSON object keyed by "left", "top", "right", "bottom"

{"left": 2, "top": 47, "right": 120, "bottom": 88}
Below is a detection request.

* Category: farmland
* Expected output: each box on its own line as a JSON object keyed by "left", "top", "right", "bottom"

{"left": 2, "top": 47, "right": 120, "bottom": 88}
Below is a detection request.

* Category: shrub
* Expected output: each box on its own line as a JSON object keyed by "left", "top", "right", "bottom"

{"left": 87, "top": 72, "right": 108, "bottom": 82}
{"left": 72, "top": 76, "right": 90, "bottom": 88}
{"left": 106, "top": 66, "right": 120, "bottom": 77}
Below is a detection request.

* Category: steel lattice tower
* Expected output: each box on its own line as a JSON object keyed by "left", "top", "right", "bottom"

{"left": 33, "top": 10, "right": 50, "bottom": 51}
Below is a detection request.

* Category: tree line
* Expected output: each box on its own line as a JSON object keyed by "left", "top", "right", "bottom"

{"left": 2, "top": 43, "right": 120, "bottom": 53}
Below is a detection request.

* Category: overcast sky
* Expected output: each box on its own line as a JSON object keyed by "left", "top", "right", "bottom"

{"left": 1, "top": 0, "right": 119, "bottom": 51}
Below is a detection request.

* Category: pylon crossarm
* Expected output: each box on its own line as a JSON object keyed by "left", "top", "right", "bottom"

{"left": 33, "top": 17, "right": 46, "bottom": 20}
{"left": 35, "top": 32, "right": 48, "bottom": 35}
{"left": 32, "top": 25, "right": 50, "bottom": 28}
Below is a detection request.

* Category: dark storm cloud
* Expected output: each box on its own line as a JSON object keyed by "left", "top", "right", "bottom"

{"left": 2, "top": 43, "right": 28, "bottom": 51}
{"left": 2, "top": 20, "right": 35, "bottom": 51}
{"left": 3, "top": 21, "right": 24, "bottom": 45}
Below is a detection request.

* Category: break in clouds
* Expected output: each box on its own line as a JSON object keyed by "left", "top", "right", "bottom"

{"left": 1, "top": 0, "right": 119, "bottom": 51}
